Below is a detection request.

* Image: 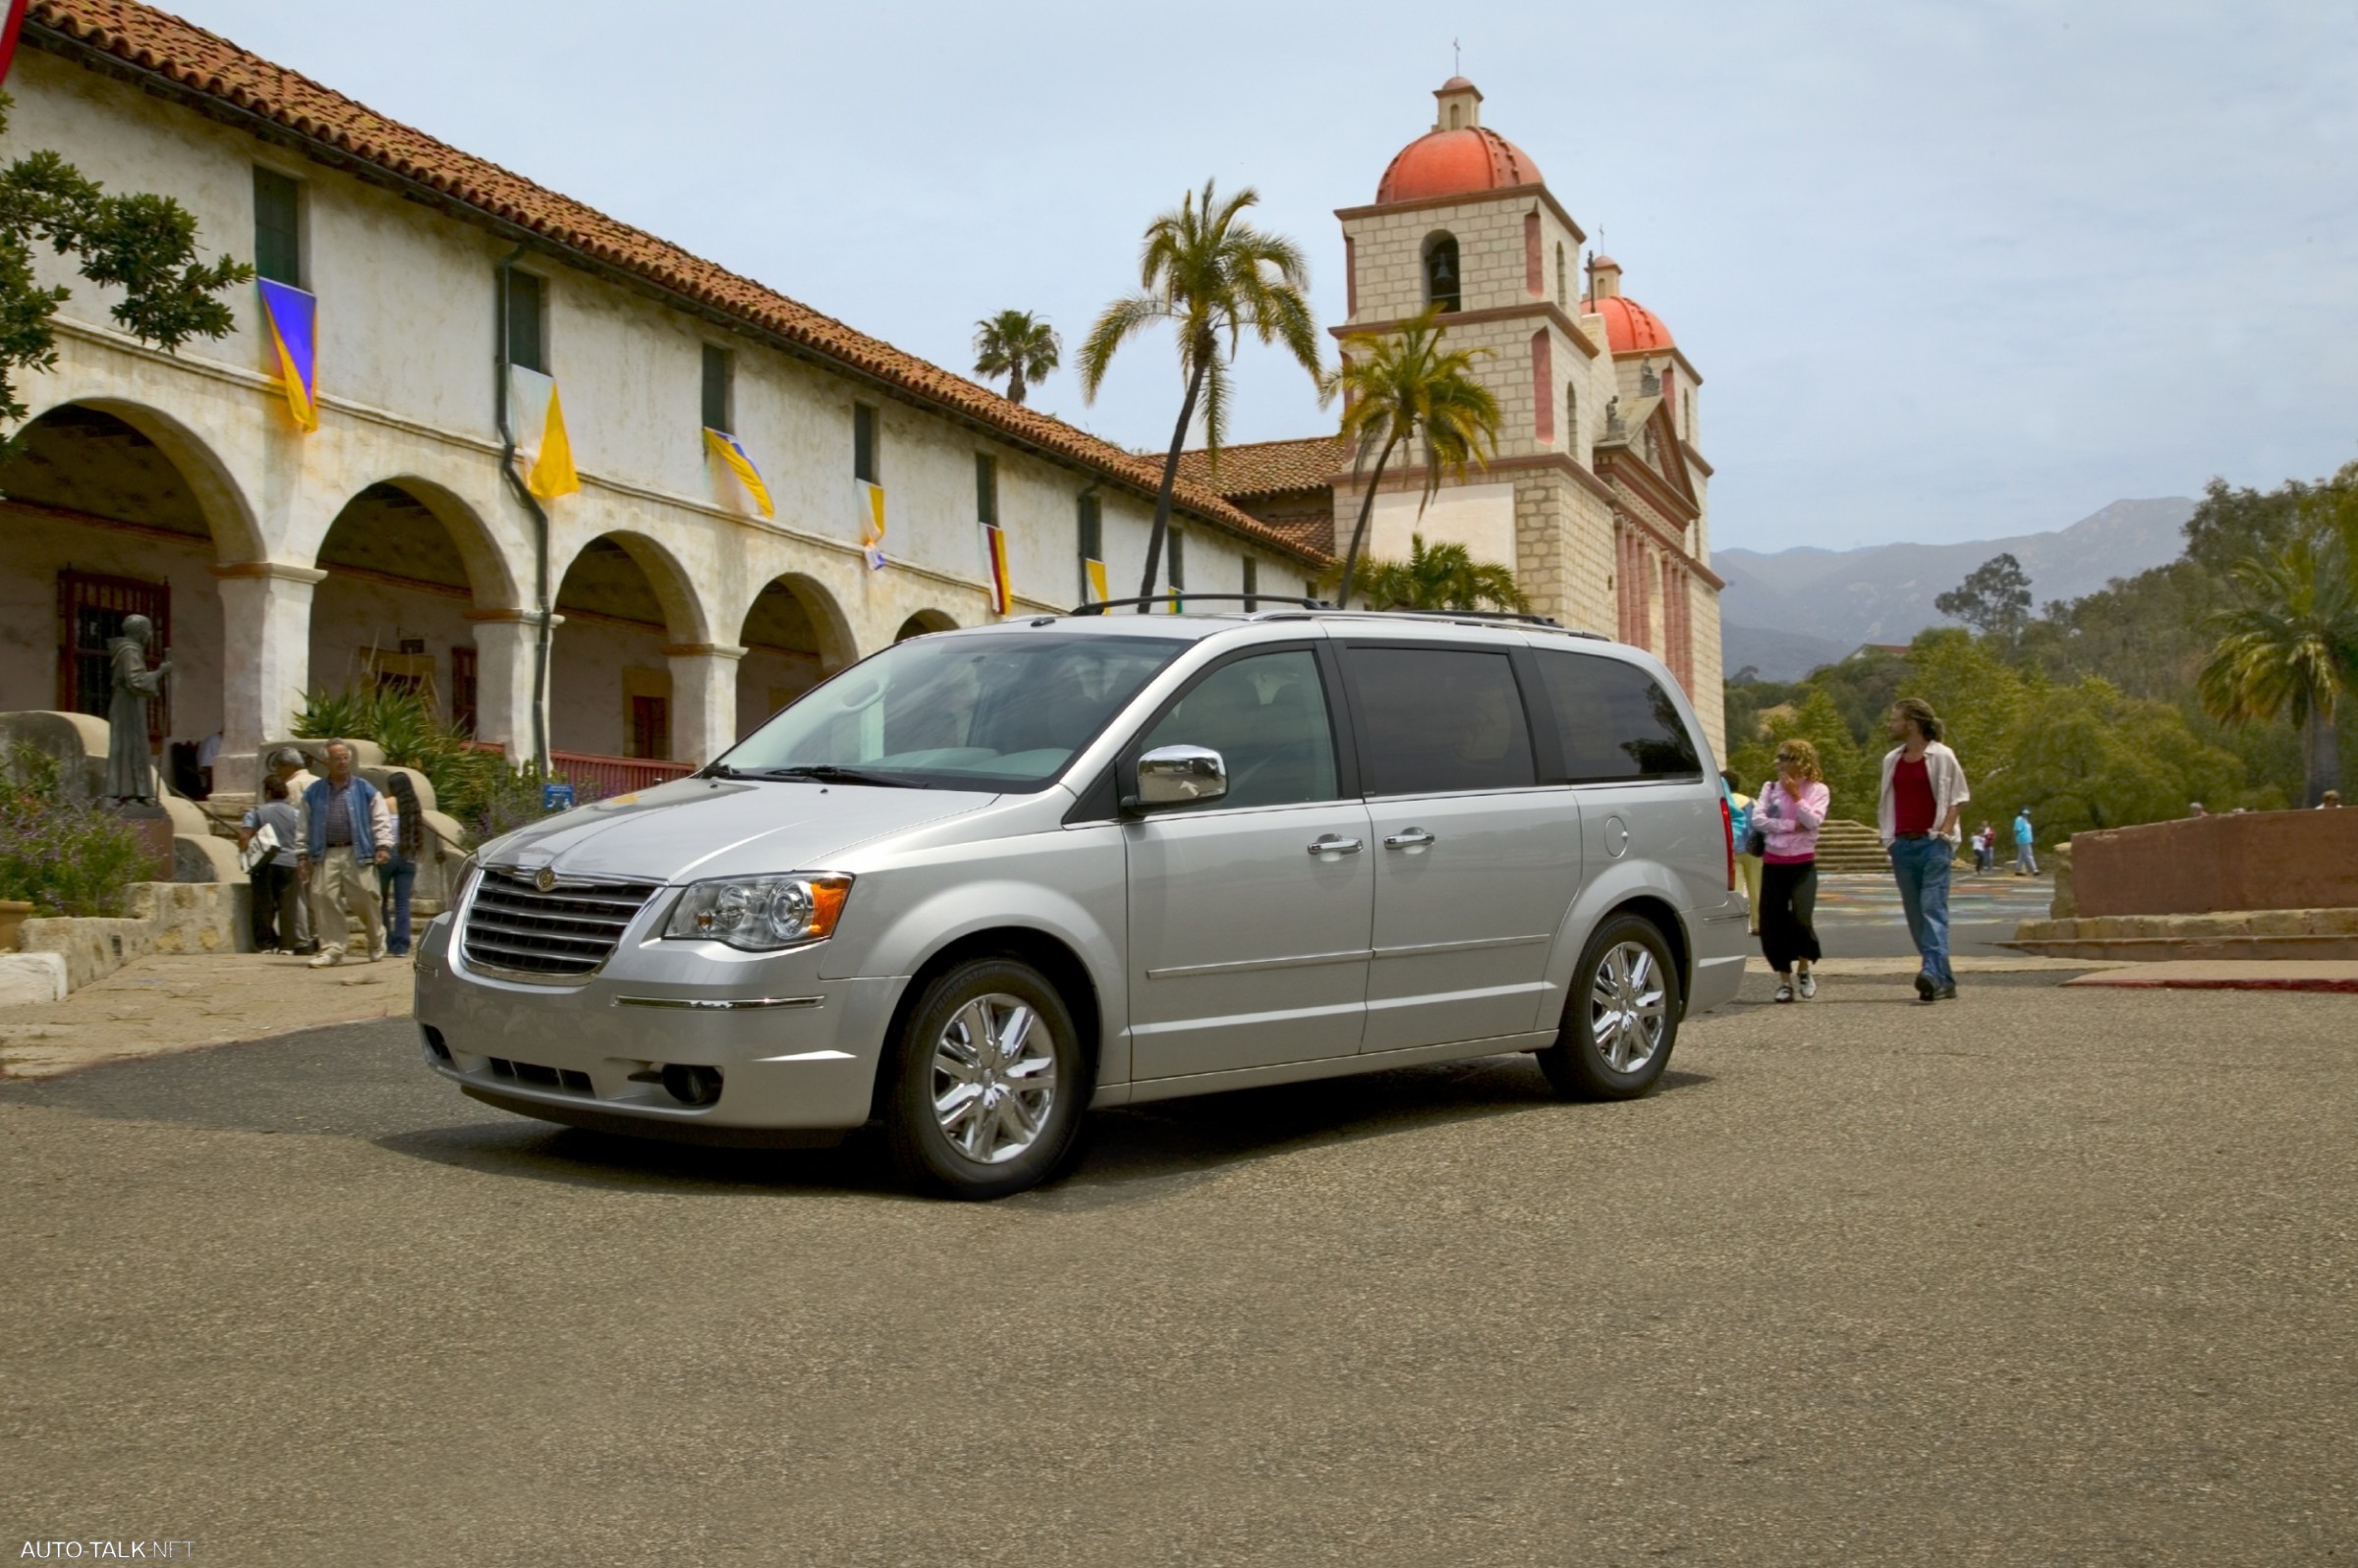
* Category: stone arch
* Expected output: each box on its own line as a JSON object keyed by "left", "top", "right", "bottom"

{"left": 895, "top": 609, "right": 958, "bottom": 642}
{"left": 548, "top": 530, "right": 710, "bottom": 760}
{"left": 0, "top": 399, "right": 258, "bottom": 773}
{"left": 19, "top": 395, "right": 265, "bottom": 561}
{"left": 307, "top": 477, "right": 524, "bottom": 731}
{"left": 735, "top": 573, "right": 858, "bottom": 739}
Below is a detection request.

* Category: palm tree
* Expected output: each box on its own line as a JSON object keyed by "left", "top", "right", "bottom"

{"left": 2197, "top": 530, "right": 2358, "bottom": 806}
{"left": 972, "top": 309, "right": 1060, "bottom": 406}
{"left": 1078, "top": 181, "right": 1321, "bottom": 607}
{"left": 1325, "top": 306, "right": 1502, "bottom": 608}
{"left": 1339, "top": 533, "right": 1529, "bottom": 614}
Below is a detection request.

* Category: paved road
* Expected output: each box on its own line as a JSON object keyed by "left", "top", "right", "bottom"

{"left": 1792, "top": 869, "right": 2054, "bottom": 961}
{"left": 3, "top": 973, "right": 2352, "bottom": 1565}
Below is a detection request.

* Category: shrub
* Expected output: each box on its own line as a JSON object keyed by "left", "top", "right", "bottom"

{"left": 0, "top": 744, "right": 151, "bottom": 917}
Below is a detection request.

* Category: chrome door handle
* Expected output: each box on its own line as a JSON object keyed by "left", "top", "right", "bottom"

{"left": 1384, "top": 829, "right": 1435, "bottom": 849}
{"left": 1308, "top": 835, "right": 1363, "bottom": 855}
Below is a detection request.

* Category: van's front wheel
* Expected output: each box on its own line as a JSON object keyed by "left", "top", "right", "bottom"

{"left": 1538, "top": 915, "right": 1680, "bottom": 1100}
{"left": 883, "top": 959, "right": 1085, "bottom": 1199}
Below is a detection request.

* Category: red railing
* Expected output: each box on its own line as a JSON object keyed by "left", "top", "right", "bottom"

{"left": 550, "top": 750, "right": 695, "bottom": 798}
{"left": 466, "top": 741, "right": 695, "bottom": 799}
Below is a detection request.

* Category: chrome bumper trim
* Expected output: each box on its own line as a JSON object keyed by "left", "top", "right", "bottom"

{"left": 611, "top": 994, "right": 826, "bottom": 1011}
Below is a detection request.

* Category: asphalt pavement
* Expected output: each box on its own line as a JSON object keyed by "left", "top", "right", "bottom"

{"left": 2, "top": 969, "right": 2352, "bottom": 1566}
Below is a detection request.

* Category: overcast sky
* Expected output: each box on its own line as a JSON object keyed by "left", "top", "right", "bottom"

{"left": 174, "top": 0, "right": 2358, "bottom": 553}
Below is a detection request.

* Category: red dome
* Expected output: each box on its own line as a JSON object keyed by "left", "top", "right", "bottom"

{"left": 1376, "top": 126, "right": 1544, "bottom": 204}
{"left": 1582, "top": 294, "right": 1675, "bottom": 353}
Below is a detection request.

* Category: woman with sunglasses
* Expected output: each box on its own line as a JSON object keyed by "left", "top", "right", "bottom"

{"left": 1758, "top": 739, "right": 1830, "bottom": 1002}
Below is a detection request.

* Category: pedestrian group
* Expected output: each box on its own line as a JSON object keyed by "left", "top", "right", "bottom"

{"left": 235, "top": 742, "right": 429, "bottom": 966}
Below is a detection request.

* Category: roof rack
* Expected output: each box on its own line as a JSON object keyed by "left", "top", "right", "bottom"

{"left": 1067, "top": 595, "right": 1330, "bottom": 616}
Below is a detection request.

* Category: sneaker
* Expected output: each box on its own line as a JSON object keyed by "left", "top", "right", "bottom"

{"left": 1913, "top": 970, "right": 1937, "bottom": 1002}
{"left": 1773, "top": 980, "right": 1795, "bottom": 1003}
{"left": 309, "top": 949, "right": 344, "bottom": 969}
{"left": 367, "top": 945, "right": 386, "bottom": 964}
{"left": 1798, "top": 970, "right": 1817, "bottom": 1000}
{"left": 1934, "top": 982, "right": 1958, "bottom": 1001}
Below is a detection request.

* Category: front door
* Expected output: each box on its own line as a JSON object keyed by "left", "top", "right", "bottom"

{"left": 1125, "top": 646, "right": 1374, "bottom": 1079}
{"left": 1342, "top": 643, "right": 1584, "bottom": 1053}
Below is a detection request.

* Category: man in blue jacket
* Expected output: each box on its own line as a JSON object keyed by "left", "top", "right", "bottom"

{"left": 297, "top": 741, "right": 392, "bottom": 967}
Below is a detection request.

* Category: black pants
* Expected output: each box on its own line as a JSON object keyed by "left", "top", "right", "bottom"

{"left": 250, "top": 862, "right": 299, "bottom": 950}
{"left": 1759, "top": 859, "right": 1822, "bottom": 974}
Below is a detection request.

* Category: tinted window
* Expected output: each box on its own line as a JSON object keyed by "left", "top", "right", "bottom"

{"left": 1347, "top": 646, "right": 1536, "bottom": 796}
{"left": 722, "top": 634, "right": 1183, "bottom": 792}
{"left": 1534, "top": 649, "right": 1703, "bottom": 782}
{"left": 1141, "top": 649, "right": 1337, "bottom": 810}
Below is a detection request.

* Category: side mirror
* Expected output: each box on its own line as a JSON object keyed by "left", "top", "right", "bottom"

{"left": 1133, "top": 745, "right": 1228, "bottom": 809}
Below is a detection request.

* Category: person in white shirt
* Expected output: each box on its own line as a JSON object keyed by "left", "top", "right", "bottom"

{"left": 1878, "top": 698, "right": 1971, "bottom": 1003}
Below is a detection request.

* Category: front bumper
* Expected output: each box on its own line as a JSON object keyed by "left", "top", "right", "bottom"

{"left": 412, "top": 912, "right": 908, "bottom": 1138}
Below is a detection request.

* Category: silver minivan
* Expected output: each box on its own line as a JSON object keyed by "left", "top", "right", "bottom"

{"left": 414, "top": 608, "right": 1746, "bottom": 1198}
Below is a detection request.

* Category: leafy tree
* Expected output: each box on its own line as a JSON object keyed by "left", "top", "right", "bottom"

{"left": 0, "top": 93, "right": 252, "bottom": 427}
{"left": 971, "top": 308, "right": 1059, "bottom": 405}
{"left": 2004, "top": 677, "right": 2244, "bottom": 837}
{"left": 1322, "top": 305, "right": 1501, "bottom": 607}
{"left": 2197, "top": 529, "right": 2358, "bottom": 806}
{"left": 1078, "top": 181, "right": 1321, "bottom": 605}
{"left": 1332, "top": 532, "right": 1527, "bottom": 613}
{"left": 1902, "top": 629, "right": 2026, "bottom": 791}
{"left": 1936, "top": 552, "right": 2033, "bottom": 638}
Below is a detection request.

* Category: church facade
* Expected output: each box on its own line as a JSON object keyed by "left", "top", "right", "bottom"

{"left": 1183, "top": 78, "right": 1725, "bottom": 755}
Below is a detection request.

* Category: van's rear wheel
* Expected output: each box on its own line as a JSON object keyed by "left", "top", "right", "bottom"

{"left": 1538, "top": 915, "right": 1680, "bottom": 1100}
{"left": 883, "top": 958, "right": 1085, "bottom": 1200}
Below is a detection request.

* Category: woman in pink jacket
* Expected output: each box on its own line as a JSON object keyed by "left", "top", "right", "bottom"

{"left": 1757, "top": 739, "right": 1830, "bottom": 1002}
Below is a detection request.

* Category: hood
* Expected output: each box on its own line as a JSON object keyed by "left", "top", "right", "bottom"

{"left": 480, "top": 776, "right": 994, "bottom": 883}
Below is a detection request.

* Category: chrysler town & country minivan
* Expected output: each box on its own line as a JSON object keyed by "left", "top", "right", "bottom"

{"left": 413, "top": 607, "right": 1746, "bottom": 1198}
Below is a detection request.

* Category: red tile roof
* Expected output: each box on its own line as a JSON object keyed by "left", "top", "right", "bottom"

{"left": 24, "top": 0, "right": 1326, "bottom": 564}
{"left": 1175, "top": 434, "right": 1347, "bottom": 498}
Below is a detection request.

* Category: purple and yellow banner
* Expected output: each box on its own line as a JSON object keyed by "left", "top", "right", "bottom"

{"left": 256, "top": 278, "right": 317, "bottom": 432}
{"left": 703, "top": 428, "right": 774, "bottom": 519}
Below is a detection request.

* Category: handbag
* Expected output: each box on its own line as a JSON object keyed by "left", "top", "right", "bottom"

{"left": 239, "top": 821, "right": 281, "bottom": 873}
{"left": 1743, "top": 823, "right": 1768, "bottom": 858}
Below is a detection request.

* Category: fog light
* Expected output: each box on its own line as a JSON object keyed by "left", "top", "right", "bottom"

{"left": 661, "top": 1064, "right": 724, "bottom": 1107}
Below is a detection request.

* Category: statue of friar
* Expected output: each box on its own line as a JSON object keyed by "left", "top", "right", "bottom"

{"left": 104, "top": 613, "right": 173, "bottom": 805}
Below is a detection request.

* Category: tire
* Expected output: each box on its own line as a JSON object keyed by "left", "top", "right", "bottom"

{"left": 882, "top": 958, "right": 1087, "bottom": 1200}
{"left": 1537, "top": 914, "right": 1681, "bottom": 1100}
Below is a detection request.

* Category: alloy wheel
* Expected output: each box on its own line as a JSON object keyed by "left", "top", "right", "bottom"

{"left": 929, "top": 992, "right": 1059, "bottom": 1164}
{"left": 1589, "top": 941, "right": 1667, "bottom": 1073}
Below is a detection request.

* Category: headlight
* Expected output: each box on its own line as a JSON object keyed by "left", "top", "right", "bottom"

{"left": 663, "top": 873, "right": 853, "bottom": 951}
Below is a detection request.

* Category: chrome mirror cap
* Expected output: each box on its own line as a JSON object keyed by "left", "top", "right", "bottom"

{"left": 1135, "top": 745, "right": 1228, "bottom": 808}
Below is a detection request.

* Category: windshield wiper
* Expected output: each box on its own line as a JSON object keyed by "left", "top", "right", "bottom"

{"left": 700, "top": 762, "right": 749, "bottom": 779}
{"left": 753, "top": 764, "right": 923, "bottom": 789}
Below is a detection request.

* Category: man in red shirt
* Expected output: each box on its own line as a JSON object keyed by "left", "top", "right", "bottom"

{"left": 1878, "top": 698, "right": 1971, "bottom": 1002}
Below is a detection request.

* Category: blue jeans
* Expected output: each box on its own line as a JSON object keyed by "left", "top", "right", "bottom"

{"left": 381, "top": 857, "right": 418, "bottom": 956}
{"left": 1889, "top": 835, "right": 1954, "bottom": 986}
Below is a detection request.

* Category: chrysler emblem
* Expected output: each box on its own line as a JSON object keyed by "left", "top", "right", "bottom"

{"left": 534, "top": 867, "right": 557, "bottom": 893}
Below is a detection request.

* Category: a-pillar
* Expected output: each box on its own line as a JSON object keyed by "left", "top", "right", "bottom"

{"left": 667, "top": 643, "right": 748, "bottom": 766}
{"left": 469, "top": 609, "right": 558, "bottom": 766}
{"left": 210, "top": 560, "right": 325, "bottom": 788}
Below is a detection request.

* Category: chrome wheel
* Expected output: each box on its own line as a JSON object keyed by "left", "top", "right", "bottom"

{"left": 929, "top": 992, "right": 1058, "bottom": 1165}
{"left": 1589, "top": 941, "right": 1667, "bottom": 1073}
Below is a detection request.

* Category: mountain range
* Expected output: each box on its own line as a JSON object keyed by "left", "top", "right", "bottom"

{"left": 1715, "top": 497, "right": 2197, "bottom": 681}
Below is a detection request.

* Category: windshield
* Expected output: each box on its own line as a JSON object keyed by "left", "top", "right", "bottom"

{"left": 716, "top": 632, "right": 1187, "bottom": 792}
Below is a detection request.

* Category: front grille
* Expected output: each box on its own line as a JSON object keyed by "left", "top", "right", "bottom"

{"left": 461, "top": 868, "right": 661, "bottom": 980}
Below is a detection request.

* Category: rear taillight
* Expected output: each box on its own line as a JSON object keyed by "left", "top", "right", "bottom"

{"left": 1721, "top": 796, "right": 1735, "bottom": 891}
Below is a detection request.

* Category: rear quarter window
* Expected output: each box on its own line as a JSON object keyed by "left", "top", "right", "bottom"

{"left": 1533, "top": 649, "right": 1703, "bottom": 783}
